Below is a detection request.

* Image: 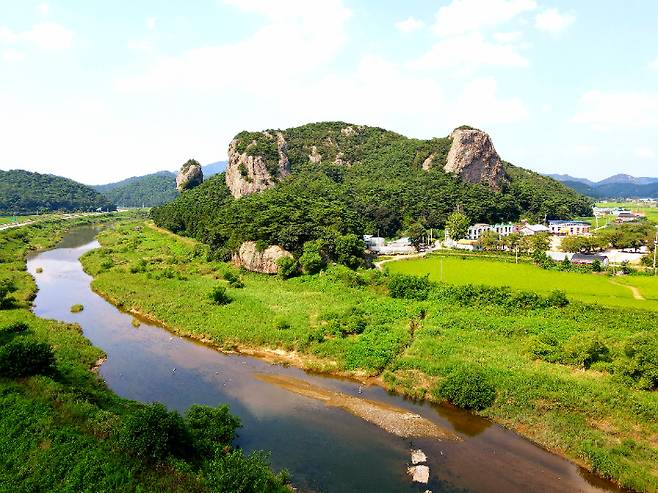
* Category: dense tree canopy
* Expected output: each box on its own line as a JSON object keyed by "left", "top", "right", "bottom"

{"left": 94, "top": 171, "right": 178, "bottom": 208}
{"left": 0, "top": 170, "right": 115, "bottom": 214}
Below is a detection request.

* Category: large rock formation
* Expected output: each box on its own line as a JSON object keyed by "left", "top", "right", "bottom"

{"left": 225, "top": 132, "right": 291, "bottom": 198}
{"left": 176, "top": 159, "right": 203, "bottom": 192}
{"left": 443, "top": 127, "right": 504, "bottom": 189}
{"left": 232, "top": 241, "right": 293, "bottom": 274}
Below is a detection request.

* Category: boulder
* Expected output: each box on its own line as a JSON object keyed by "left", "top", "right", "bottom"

{"left": 411, "top": 449, "right": 427, "bottom": 465}
{"left": 225, "top": 132, "right": 291, "bottom": 198}
{"left": 176, "top": 159, "right": 203, "bottom": 192}
{"left": 407, "top": 465, "right": 430, "bottom": 484}
{"left": 443, "top": 127, "right": 504, "bottom": 190}
{"left": 233, "top": 241, "right": 293, "bottom": 274}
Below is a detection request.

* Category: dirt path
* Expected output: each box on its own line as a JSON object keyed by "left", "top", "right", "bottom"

{"left": 146, "top": 221, "right": 197, "bottom": 245}
{"left": 374, "top": 251, "right": 430, "bottom": 270}
{"left": 610, "top": 280, "right": 645, "bottom": 300}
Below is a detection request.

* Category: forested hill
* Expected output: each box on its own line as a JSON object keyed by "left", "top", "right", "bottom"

{"left": 0, "top": 169, "right": 115, "bottom": 214}
{"left": 151, "top": 121, "right": 592, "bottom": 258}
{"left": 94, "top": 171, "right": 178, "bottom": 208}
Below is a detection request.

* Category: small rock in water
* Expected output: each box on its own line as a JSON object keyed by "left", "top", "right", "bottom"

{"left": 411, "top": 449, "right": 427, "bottom": 465}
{"left": 408, "top": 465, "right": 430, "bottom": 484}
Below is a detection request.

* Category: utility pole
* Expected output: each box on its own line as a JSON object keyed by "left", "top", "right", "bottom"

{"left": 653, "top": 226, "right": 658, "bottom": 276}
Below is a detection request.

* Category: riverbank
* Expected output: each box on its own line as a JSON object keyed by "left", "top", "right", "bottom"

{"left": 0, "top": 217, "right": 289, "bottom": 493}
{"left": 81, "top": 220, "right": 658, "bottom": 492}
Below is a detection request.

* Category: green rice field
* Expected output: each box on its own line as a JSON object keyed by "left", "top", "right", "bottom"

{"left": 386, "top": 254, "right": 658, "bottom": 311}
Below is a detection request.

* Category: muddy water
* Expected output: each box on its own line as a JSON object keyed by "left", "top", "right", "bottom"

{"left": 28, "top": 227, "right": 625, "bottom": 493}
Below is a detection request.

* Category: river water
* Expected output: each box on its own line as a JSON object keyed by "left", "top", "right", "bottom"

{"left": 27, "top": 227, "right": 625, "bottom": 493}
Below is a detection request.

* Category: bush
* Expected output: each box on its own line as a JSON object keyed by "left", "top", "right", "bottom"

{"left": 204, "top": 450, "right": 289, "bottom": 493}
{"left": 388, "top": 273, "right": 433, "bottom": 300}
{"left": 185, "top": 404, "right": 241, "bottom": 456}
{"left": 614, "top": 333, "right": 658, "bottom": 390}
{"left": 223, "top": 270, "right": 244, "bottom": 288}
{"left": 70, "top": 304, "right": 84, "bottom": 313}
{"left": 1, "top": 321, "right": 29, "bottom": 335}
{"left": 545, "top": 290, "right": 570, "bottom": 308}
{"left": 299, "top": 240, "right": 326, "bottom": 274}
{"left": 529, "top": 333, "right": 563, "bottom": 363}
{"left": 562, "top": 332, "right": 611, "bottom": 369}
{"left": 118, "top": 403, "right": 193, "bottom": 462}
{"left": 0, "top": 339, "right": 56, "bottom": 377}
{"left": 209, "top": 285, "right": 232, "bottom": 305}
{"left": 0, "top": 278, "right": 17, "bottom": 309}
{"left": 436, "top": 366, "right": 496, "bottom": 410}
{"left": 276, "top": 256, "right": 298, "bottom": 279}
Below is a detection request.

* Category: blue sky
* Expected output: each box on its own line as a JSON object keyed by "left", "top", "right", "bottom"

{"left": 1, "top": 0, "right": 657, "bottom": 184}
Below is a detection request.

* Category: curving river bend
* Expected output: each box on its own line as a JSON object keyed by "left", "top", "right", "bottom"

{"left": 27, "top": 227, "right": 625, "bottom": 493}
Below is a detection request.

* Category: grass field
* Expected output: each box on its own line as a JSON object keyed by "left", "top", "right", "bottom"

{"left": 80, "top": 220, "right": 658, "bottom": 492}
{"left": 385, "top": 254, "right": 658, "bottom": 311}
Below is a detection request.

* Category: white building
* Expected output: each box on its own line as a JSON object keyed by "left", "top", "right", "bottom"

{"left": 548, "top": 220, "right": 591, "bottom": 236}
{"left": 520, "top": 224, "right": 550, "bottom": 236}
{"left": 466, "top": 222, "right": 514, "bottom": 240}
{"left": 364, "top": 235, "right": 415, "bottom": 255}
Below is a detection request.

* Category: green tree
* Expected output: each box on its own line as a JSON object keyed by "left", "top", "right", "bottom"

{"left": 479, "top": 230, "right": 501, "bottom": 251}
{"left": 445, "top": 212, "right": 470, "bottom": 241}
{"left": 334, "top": 233, "right": 365, "bottom": 269}
{"left": 299, "top": 240, "right": 327, "bottom": 274}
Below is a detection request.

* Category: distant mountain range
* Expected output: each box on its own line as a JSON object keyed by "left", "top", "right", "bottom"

{"left": 93, "top": 161, "right": 227, "bottom": 208}
{"left": 546, "top": 173, "right": 658, "bottom": 199}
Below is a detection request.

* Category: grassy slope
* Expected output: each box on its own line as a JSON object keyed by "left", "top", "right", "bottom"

{"left": 385, "top": 254, "right": 658, "bottom": 311}
{"left": 0, "top": 216, "right": 288, "bottom": 493}
{"left": 82, "top": 220, "right": 658, "bottom": 492}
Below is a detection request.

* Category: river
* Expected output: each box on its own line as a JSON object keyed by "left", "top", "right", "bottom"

{"left": 27, "top": 227, "right": 625, "bottom": 493}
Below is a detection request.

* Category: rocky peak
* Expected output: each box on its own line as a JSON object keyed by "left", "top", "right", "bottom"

{"left": 443, "top": 127, "right": 504, "bottom": 189}
{"left": 232, "top": 241, "right": 293, "bottom": 274}
{"left": 225, "top": 131, "right": 291, "bottom": 198}
{"left": 176, "top": 159, "right": 203, "bottom": 192}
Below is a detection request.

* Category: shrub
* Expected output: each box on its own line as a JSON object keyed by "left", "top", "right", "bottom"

{"left": 209, "top": 285, "right": 232, "bottom": 305}
{"left": 1, "top": 321, "right": 29, "bottom": 335}
{"left": 529, "top": 333, "right": 563, "bottom": 363}
{"left": 562, "top": 332, "right": 611, "bottom": 369}
{"left": 70, "top": 304, "right": 84, "bottom": 313}
{"left": 0, "top": 278, "right": 17, "bottom": 309}
{"left": 0, "top": 339, "right": 56, "bottom": 377}
{"left": 299, "top": 240, "right": 326, "bottom": 274}
{"left": 545, "top": 290, "right": 570, "bottom": 308}
{"left": 118, "top": 403, "right": 193, "bottom": 462}
{"left": 276, "top": 256, "right": 298, "bottom": 279}
{"left": 185, "top": 404, "right": 241, "bottom": 456}
{"left": 436, "top": 366, "right": 496, "bottom": 410}
{"left": 223, "top": 270, "right": 244, "bottom": 288}
{"left": 323, "top": 306, "right": 368, "bottom": 337}
{"left": 614, "top": 333, "right": 658, "bottom": 390}
{"left": 204, "top": 450, "right": 289, "bottom": 493}
{"left": 388, "top": 273, "right": 433, "bottom": 300}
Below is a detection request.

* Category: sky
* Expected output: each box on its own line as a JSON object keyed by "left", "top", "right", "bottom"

{"left": 1, "top": 0, "right": 658, "bottom": 184}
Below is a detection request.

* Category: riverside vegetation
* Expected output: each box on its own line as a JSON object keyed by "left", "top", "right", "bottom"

{"left": 0, "top": 216, "right": 289, "bottom": 493}
{"left": 82, "top": 220, "right": 658, "bottom": 492}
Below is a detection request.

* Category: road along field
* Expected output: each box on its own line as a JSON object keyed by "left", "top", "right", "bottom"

{"left": 385, "top": 254, "right": 658, "bottom": 311}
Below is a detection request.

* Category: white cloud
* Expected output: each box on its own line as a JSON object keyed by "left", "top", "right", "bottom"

{"left": 38, "top": 3, "right": 49, "bottom": 15}
{"left": 0, "top": 26, "right": 17, "bottom": 43}
{"left": 408, "top": 32, "right": 528, "bottom": 74}
{"left": 22, "top": 22, "right": 73, "bottom": 50}
{"left": 493, "top": 31, "right": 523, "bottom": 43}
{"left": 534, "top": 8, "right": 575, "bottom": 35}
{"left": 395, "top": 16, "right": 425, "bottom": 33}
{"left": 635, "top": 147, "right": 656, "bottom": 159}
{"left": 649, "top": 57, "right": 658, "bottom": 70}
{"left": 572, "top": 90, "right": 658, "bottom": 129}
{"left": 445, "top": 77, "right": 529, "bottom": 125}
{"left": 117, "top": 0, "right": 352, "bottom": 92}
{"left": 146, "top": 17, "right": 156, "bottom": 30}
{"left": 433, "top": 0, "right": 537, "bottom": 37}
{"left": 127, "top": 39, "right": 153, "bottom": 53}
{"left": 2, "top": 49, "right": 24, "bottom": 62}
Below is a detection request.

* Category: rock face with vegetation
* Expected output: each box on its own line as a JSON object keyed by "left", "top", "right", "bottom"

{"left": 176, "top": 159, "right": 204, "bottom": 192}
{"left": 152, "top": 121, "right": 592, "bottom": 259}
{"left": 232, "top": 241, "right": 293, "bottom": 274}
{"left": 444, "top": 126, "right": 504, "bottom": 189}
{"left": 225, "top": 132, "right": 291, "bottom": 198}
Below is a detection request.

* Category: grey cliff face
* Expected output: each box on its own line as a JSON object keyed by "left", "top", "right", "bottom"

{"left": 176, "top": 160, "right": 204, "bottom": 192}
{"left": 443, "top": 127, "right": 504, "bottom": 189}
{"left": 225, "top": 132, "right": 290, "bottom": 198}
{"left": 232, "top": 241, "right": 293, "bottom": 274}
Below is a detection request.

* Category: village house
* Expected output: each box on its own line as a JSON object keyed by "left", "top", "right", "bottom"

{"left": 519, "top": 223, "right": 550, "bottom": 236}
{"left": 466, "top": 222, "right": 515, "bottom": 240}
{"left": 363, "top": 235, "right": 415, "bottom": 255}
{"left": 548, "top": 220, "right": 591, "bottom": 236}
